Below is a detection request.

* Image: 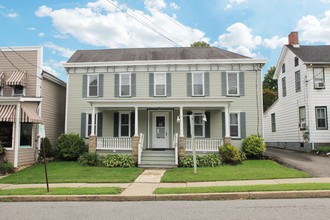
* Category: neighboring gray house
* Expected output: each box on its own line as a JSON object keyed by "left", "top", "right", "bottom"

{"left": 264, "top": 32, "right": 330, "bottom": 152}
{"left": 64, "top": 47, "right": 266, "bottom": 167}
{"left": 0, "top": 46, "right": 66, "bottom": 167}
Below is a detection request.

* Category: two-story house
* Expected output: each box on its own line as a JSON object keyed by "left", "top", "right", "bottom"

{"left": 264, "top": 32, "right": 330, "bottom": 152}
{"left": 0, "top": 46, "right": 66, "bottom": 167}
{"left": 64, "top": 47, "right": 266, "bottom": 167}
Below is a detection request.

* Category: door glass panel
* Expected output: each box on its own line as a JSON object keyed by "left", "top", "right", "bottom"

{"left": 156, "top": 116, "right": 165, "bottom": 138}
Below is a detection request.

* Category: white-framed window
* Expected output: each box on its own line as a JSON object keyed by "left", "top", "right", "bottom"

{"left": 271, "top": 113, "right": 276, "bottom": 132}
{"left": 0, "top": 86, "right": 3, "bottom": 96}
{"left": 315, "top": 106, "right": 328, "bottom": 130}
{"left": 294, "top": 57, "right": 299, "bottom": 67}
{"left": 192, "top": 111, "right": 205, "bottom": 137}
{"left": 299, "top": 106, "right": 306, "bottom": 130}
{"left": 282, "top": 63, "right": 285, "bottom": 73}
{"left": 154, "top": 73, "right": 166, "bottom": 96}
{"left": 295, "top": 71, "right": 301, "bottom": 92}
{"left": 230, "top": 113, "right": 240, "bottom": 138}
{"left": 282, "top": 77, "right": 286, "bottom": 97}
{"left": 86, "top": 113, "right": 98, "bottom": 137}
{"left": 192, "top": 72, "right": 204, "bottom": 96}
{"left": 0, "top": 122, "right": 13, "bottom": 149}
{"left": 227, "top": 72, "right": 239, "bottom": 96}
{"left": 119, "top": 112, "right": 131, "bottom": 137}
{"left": 314, "top": 67, "right": 325, "bottom": 89}
{"left": 12, "top": 85, "right": 25, "bottom": 96}
{"left": 120, "top": 73, "right": 131, "bottom": 97}
{"left": 87, "top": 74, "right": 99, "bottom": 97}
{"left": 20, "top": 123, "right": 32, "bottom": 147}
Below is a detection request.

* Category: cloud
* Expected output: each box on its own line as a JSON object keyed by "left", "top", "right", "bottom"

{"left": 43, "top": 59, "right": 67, "bottom": 80}
{"left": 225, "top": 0, "right": 248, "bottom": 10}
{"left": 321, "top": 0, "right": 330, "bottom": 3}
{"left": 42, "top": 64, "right": 61, "bottom": 78}
{"left": 27, "top": 27, "right": 36, "bottom": 31}
{"left": 39, "top": 32, "right": 45, "bottom": 37}
{"left": 35, "top": 0, "right": 206, "bottom": 48}
{"left": 264, "top": 36, "right": 287, "bottom": 49}
{"left": 296, "top": 10, "right": 330, "bottom": 44}
{"left": 43, "top": 42, "right": 74, "bottom": 58}
{"left": 169, "top": 2, "right": 179, "bottom": 10}
{"left": 7, "top": 13, "right": 17, "bottom": 18}
{"left": 214, "top": 22, "right": 262, "bottom": 57}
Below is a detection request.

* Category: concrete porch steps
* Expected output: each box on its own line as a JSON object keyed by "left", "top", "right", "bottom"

{"left": 139, "top": 150, "right": 177, "bottom": 168}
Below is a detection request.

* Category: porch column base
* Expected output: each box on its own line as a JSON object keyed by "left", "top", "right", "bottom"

{"left": 89, "top": 135, "right": 97, "bottom": 153}
{"left": 224, "top": 137, "right": 232, "bottom": 144}
{"left": 178, "top": 137, "right": 186, "bottom": 163}
{"left": 132, "top": 136, "right": 140, "bottom": 163}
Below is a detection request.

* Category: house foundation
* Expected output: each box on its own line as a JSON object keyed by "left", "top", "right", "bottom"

{"left": 88, "top": 135, "right": 97, "bottom": 153}
{"left": 132, "top": 136, "right": 140, "bottom": 163}
{"left": 178, "top": 136, "right": 186, "bottom": 162}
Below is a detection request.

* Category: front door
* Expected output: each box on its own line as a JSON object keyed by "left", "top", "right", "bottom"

{"left": 152, "top": 112, "right": 169, "bottom": 148}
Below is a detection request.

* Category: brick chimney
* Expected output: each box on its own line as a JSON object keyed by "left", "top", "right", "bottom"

{"left": 288, "top": 32, "right": 299, "bottom": 47}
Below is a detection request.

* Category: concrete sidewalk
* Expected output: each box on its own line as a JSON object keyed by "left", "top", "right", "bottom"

{"left": 1, "top": 169, "right": 330, "bottom": 201}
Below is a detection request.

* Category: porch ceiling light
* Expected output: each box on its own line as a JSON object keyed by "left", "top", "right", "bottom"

{"left": 202, "top": 114, "right": 207, "bottom": 122}
{"left": 176, "top": 116, "right": 181, "bottom": 123}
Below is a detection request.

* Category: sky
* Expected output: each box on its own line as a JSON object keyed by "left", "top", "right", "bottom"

{"left": 1, "top": 0, "right": 330, "bottom": 82}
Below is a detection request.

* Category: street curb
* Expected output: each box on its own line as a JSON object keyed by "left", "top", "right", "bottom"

{"left": 1, "top": 190, "right": 330, "bottom": 202}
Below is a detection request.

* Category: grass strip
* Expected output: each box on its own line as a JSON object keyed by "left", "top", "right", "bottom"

{"left": 0, "top": 162, "right": 143, "bottom": 184}
{"left": 161, "top": 160, "right": 310, "bottom": 182}
{"left": 0, "top": 187, "right": 121, "bottom": 196}
{"left": 155, "top": 183, "right": 330, "bottom": 194}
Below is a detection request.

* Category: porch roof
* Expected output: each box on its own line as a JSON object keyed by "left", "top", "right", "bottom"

{"left": 86, "top": 98, "right": 234, "bottom": 108}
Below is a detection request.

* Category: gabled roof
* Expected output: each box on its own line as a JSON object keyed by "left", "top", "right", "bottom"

{"left": 67, "top": 47, "right": 251, "bottom": 63}
{"left": 286, "top": 45, "right": 330, "bottom": 64}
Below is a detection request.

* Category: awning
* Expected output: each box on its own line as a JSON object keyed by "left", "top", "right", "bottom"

{"left": 0, "top": 104, "right": 42, "bottom": 123}
{"left": 0, "top": 71, "right": 4, "bottom": 87}
{"left": 6, "top": 70, "right": 26, "bottom": 86}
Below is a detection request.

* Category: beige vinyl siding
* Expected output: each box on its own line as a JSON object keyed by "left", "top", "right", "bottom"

{"left": 18, "top": 148, "right": 36, "bottom": 166}
{"left": 41, "top": 77, "right": 66, "bottom": 146}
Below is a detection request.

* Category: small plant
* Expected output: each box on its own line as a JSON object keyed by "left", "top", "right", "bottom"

{"left": 0, "top": 162, "right": 14, "bottom": 175}
{"left": 198, "top": 154, "right": 222, "bottom": 167}
{"left": 315, "top": 146, "right": 330, "bottom": 155}
{"left": 219, "top": 143, "right": 242, "bottom": 165}
{"left": 39, "top": 137, "right": 54, "bottom": 159}
{"left": 0, "top": 143, "right": 6, "bottom": 155}
{"left": 179, "top": 155, "right": 196, "bottom": 167}
{"left": 101, "top": 154, "right": 136, "bottom": 168}
{"left": 241, "top": 134, "right": 266, "bottom": 159}
{"left": 55, "top": 133, "right": 87, "bottom": 161}
{"left": 78, "top": 152, "right": 100, "bottom": 166}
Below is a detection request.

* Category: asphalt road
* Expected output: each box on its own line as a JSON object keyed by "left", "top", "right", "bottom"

{"left": 265, "top": 147, "right": 330, "bottom": 177}
{"left": 1, "top": 199, "right": 330, "bottom": 220}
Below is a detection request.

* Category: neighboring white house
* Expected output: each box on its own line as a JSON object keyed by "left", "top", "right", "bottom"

{"left": 264, "top": 32, "right": 330, "bottom": 152}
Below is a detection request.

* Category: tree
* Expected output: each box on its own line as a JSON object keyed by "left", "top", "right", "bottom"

{"left": 190, "top": 41, "right": 210, "bottom": 47}
{"left": 263, "top": 88, "right": 278, "bottom": 112}
{"left": 263, "top": 66, "right": 278, "bottom": 112}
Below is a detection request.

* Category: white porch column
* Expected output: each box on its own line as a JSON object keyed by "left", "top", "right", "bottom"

{"left": 91, "top": 105, "right": 95, "bottom": 136}
{"left": 179, "top": 106, "right": 184, "bottom": 137}
{"left": 134, "top": 107, "right": 138, "bottom": 136}
{"left": 225, "top": 105, "right": 230, "bottom": 138}
{"left": 14, "top": 103, "right": 21, "bottom": 168}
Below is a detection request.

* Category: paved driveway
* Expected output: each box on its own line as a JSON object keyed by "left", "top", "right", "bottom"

{"left": 265, "top": 147, "right": 330, "bottom": 177}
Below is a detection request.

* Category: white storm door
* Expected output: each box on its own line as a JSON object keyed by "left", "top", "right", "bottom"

{"left": 152, "top": 112, "right": 169, "bottom": 148}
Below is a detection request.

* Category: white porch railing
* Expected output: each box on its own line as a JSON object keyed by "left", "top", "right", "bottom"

{"left": 173, "top": 133, "right": 178, "bottom": 165}
{"left": 96, "top": 137, "right": 132, "bottom": 150}
{"left": 186, "top": 138, "right": 223, "bottom": 152}
{"left": 138, "top": 133, "right": 144, "bottom": 165}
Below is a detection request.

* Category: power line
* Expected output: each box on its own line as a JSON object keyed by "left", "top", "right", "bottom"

{"left": 0, "top": 49, "right": 21, "bottom": 71}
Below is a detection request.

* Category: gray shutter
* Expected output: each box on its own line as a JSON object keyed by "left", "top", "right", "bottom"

{"left": 204, "top": 72, "right": 209, "bottom": 96}
{"left": 149, "top": 73, "right": 154, "bottom": 97}
{"left": 81, "top": 113, "right": 86, "bottom": 137}
{"left": 239, "top": 72, "right": 245, "bottom": 96}
{"left": 222, "top": 112, "right": 225, "bottom": 138}
{"left": 131, "top": 112, "right": 135, "bottom": 137}
{"left": 221, "top": 72, "right": 227, "bottom": 96}
{"left": 99, "top": 74, "right": 104, "bottom": 97}
{"left": 131, "top": 73, "right": 136, "bottom": 97}
{"left": 114, "top": 112, "right": 119, "bottom": 137}
{"left": 240, "top": 112, "right": 246, "bottom": 139}
{"left": 187, "top": 73, "right": 192, "bottom": 96}
{"left": 205, "top": 112, "right": 210, "bottom": 138}
{"left": 114, "top": 74, "right": 119, "bottom": 97}
{"left": 187, "top": 111, "right": 192, "bottom": 138}
{"left": 97, "top": 112, "right": 103, "bottom": 137}
{"left": 82, "top": 75, "right": 87, "bottom": 98}
{"left": 166, "top": 73, "right": 171, "bottom": 97}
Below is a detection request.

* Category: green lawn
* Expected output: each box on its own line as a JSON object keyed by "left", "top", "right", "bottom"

{"left": 161, "top": 160, "right": 310, "bottom": 182}
{"left": 0, "top": 161, "right": 143, "bottom": 184}
{"left": 0, "top": 187, "right": 121, "bottom": 196}
{"left": 155, "top": 183, "right": 330, "bottom": 194}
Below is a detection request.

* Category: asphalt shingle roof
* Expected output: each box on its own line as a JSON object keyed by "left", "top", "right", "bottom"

{"left": 67, "top": 47, "right": 251, "bottom": 63}
{"left": 286, "top": 45, "right": 330, "bottom": 63}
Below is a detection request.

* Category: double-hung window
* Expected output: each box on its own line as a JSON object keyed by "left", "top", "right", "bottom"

{"left": 230, "top": 113, "right": 240, "bottom": 138}
{"left": 299, "top": 106, "right": 306, "bottom": 130}
{"left": 20, "top": 123, "right": 32, "bottom": 147}
{"left": 13, "top": 85, "right": 24, "bottom": 96}
{"left": 192, "top": 72, "right": 204, "bottom": 96}
{"left": 87, "top": 74, "right": 99, "bottom": 97}
{"left": 120, "top": 73, "right": 131, "bottom": 96}
{"left": 271, "top": 113, "right": 276, "bottom": 132}
{"left": 282, "top": 77, "right": 287, "bottom": 97}
{"left": 193, "top": 112, "right": 205, "bottom": 137}
{"left": 314, "top": 67, "right": 325, "bottom": 89}
{"left": 295, "top": 71, "right": 301, "bottom": 92}
{"left": 119, "top": 112, "right": 130, "bottom": 137}
{"left": 227, "top": 72, "right": 239, "bottom": 96}
{"left": 86, "top": 113, "right": 97, "bottom": 137}
{"left": 154, "top": 73, "right": 166, "bottom": 96}
{"left": 315, "top": 107, "right": 328, "bottom": 130}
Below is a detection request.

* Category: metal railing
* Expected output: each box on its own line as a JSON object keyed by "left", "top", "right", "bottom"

{"left": 186, "top": 138, "right": 223, "bottom": 152}
{"left": 96, "top": 137, "right": 132, "bottom": 150}
{"left": 138, "top": 133, "right": 144, "bottom": 165}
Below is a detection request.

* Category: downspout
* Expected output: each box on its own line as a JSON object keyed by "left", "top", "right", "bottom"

{"left": 305, "top": 68, "right": 313, "bottom": 151}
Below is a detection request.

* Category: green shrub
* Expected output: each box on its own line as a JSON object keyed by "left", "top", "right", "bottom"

{"left": 316, "top": 146, "right": 330, "bottom": 155}
{"left": 241, "top": 134, "right": 266, "bottom": 159}
{"left": 180, "top": 154, "right": 221, "bottom": 167}
{"left": 55, "top": 133, "right": 87, "bottom": 161}
{"left": 0, "top": 144, "right": 5, "bottom": 155}
{"left": 0, "top": 162, "right": 14, "bottom": 175}
{"left": 101, "top": 154, "right": 136, "bottom": 168}
{"left": 78, "top": 152, "right": 100, "bottom": 166}
{"left": 39, "top": 137, "right": 54, "bottom": 158}
{"left": 179, "top": 155, "right": 196, "bottom": 167}
{"left": 219, "top": 143, "right": 242, "bottom": 165}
